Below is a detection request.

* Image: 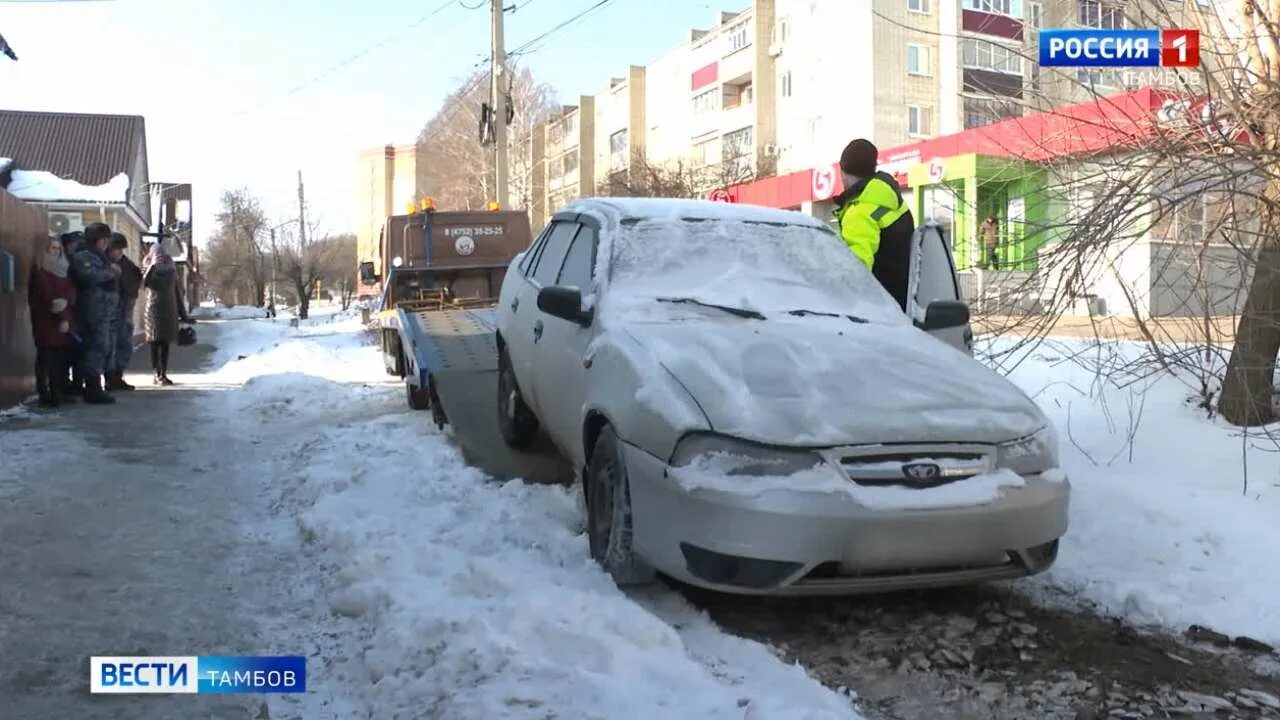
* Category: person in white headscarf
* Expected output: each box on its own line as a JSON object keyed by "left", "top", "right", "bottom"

{"left": 28, "top": 237, "right": 77, "bottom": 406}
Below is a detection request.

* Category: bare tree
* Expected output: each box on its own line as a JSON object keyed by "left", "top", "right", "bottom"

{"left": 204, "top": 189, "right": 269, "bottom": 306}
{"left": 318, "top": 233, "right": 358, "bottom": 310}
{"left": 415, "top": 66, "right": 556, "bottom": 211}
{"left": 598, "top": 145, "right": 778, "bottom": 199}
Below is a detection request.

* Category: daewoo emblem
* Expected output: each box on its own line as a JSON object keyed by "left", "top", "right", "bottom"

{"left": 901, "top": 462, "right": 941, "bottom": 483}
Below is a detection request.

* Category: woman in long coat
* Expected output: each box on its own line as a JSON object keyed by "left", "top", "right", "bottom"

{"left": 28, "top": 237, "right": 77, "bottom": 406}
{"left": 141, "top": 243, "right": 191, "bottom": 385}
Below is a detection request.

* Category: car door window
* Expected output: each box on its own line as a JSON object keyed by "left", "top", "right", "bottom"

{"left": 913, "top": 225, "right": 962, "bottom": 310}
{"left": 518, "top": 226, "right": 551, "bottom": 275}
{"left": 530, "top": 222, "right": 577, "bottom": 286}
{"left": 556, "top": 225, "right": 596, "bottom": 290}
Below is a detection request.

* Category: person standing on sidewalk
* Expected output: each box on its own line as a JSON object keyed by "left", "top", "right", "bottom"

{"left": 58, "top": 231, "right": 85, "bottom": 400}
{"left": 981, "top": 215, "right": 1000, "bottom": 269}
{"left": 70, "top": 223, "right": 120, "bottom": 404}
{"left": 141, "top": 241, "right": 192, "bottom": 385}
{"left": 105, "top": 233, "right": 142, "bottom": 392}
{"left": 27, "top": 237, "right": 77, "bottom": 407}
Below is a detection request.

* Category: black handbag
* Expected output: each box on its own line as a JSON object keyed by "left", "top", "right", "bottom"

{"left": 177, "top": 325, "right": 197, "bottom": 347}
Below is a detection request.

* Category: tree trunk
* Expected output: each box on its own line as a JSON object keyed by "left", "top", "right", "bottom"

{"left": 1219, "top": 244, "right": 1280, "bottom": 425}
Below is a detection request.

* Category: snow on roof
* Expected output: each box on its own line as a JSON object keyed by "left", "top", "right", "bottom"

{"left": 3, "top": 168, "right": 130, "bottom": 204}
{"left": 561, "top": 197, "right": 829, "bottom": 229}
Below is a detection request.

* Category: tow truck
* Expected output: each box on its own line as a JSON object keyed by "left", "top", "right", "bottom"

{"left": 362, "top": 200, "right": 570, "bottom": 483}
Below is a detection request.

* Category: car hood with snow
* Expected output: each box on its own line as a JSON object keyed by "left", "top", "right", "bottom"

{"left": 621, "top": 315, "right": 1047, "bottom": 448}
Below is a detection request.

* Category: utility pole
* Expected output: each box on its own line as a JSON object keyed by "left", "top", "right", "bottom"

{"left": 269, "top": 226, "right": 278, "bottom": 315}
{"left": 492, "top": 0, "right": 509, "bottom": 209}
{"left": 297, "top": 170, "right": 312, "bottom": 316}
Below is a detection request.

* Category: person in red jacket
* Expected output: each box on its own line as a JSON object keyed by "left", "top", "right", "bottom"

{"left": 28, "top": 237, "right": 77, "bottom": 406}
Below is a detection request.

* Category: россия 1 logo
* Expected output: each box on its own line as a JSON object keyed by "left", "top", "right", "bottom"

{"left": 1039, "top": 28, "right": 1199, "bottom": 68}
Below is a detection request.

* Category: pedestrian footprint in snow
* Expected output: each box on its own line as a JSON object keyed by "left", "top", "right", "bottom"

{"left": 27, "top": 236, "right": 77, "bottom": 407}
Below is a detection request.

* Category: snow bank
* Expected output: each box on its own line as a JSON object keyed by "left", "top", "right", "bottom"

{"left": 3, "top": 169, "right": 129, "bottom": 203}
{"left": 998, "top": 338, "right": 1280, "bottom": 644}
{"left": 207, "top": 318, "right": 859, "bottom": 719}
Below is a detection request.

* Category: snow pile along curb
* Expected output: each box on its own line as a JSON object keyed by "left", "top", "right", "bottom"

{"left": 210, "top": 318, "right": 861, "bottom": 719}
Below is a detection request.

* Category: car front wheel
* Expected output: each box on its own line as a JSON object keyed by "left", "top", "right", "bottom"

{"left": 496, "top": 346, "right": 539, "bottom": 449}
{"left": 585, "top": 425, "right": 653, "bottom": 585}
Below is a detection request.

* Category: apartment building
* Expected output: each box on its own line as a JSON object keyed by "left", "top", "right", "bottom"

{"left": 355, "top": 143, "right": 420, "bottom": 279}
{"left": 529, "top": 98, "right": 594, "bottom": 231}
{"left": 594, "top": 66, "right": 647, "bottom": 190}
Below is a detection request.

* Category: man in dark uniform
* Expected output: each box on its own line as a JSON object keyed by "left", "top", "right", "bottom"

{"left": 106, "top": 233, "right": 142, "bottom": 391}
{"left": 70, "top": 223, "right": 120, "bottom": 404}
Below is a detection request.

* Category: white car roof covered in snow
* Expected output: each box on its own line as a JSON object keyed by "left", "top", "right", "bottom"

{"left": 556, "top": 197, "right": 831, "bottom": 231}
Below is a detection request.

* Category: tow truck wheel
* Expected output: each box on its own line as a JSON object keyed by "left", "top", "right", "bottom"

{"left": 497, "top": 347, "right": 539, "bottom": 449}
{"left": 406, "top": 382, "right": 431, "bottom": 411}
{"left": 585, "top": 425, "right": 653, "bottom": 585}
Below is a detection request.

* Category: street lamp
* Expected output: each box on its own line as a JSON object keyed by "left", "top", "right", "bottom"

{"left": 265, "top": 218, "right": 299, "bottom": 313}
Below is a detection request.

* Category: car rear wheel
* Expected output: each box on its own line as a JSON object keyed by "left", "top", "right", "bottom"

{"left": 585, "top": 425, "right": 653, "bottom": 585}
{"left": 496, "top": 346, "right": 539, "bottom": 449}
{"left": 406, "top": 381, "right": 430, "bottom": 411}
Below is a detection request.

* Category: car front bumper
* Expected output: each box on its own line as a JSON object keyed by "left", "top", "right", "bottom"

{"left": 622, "top": 443, "right": 1069, "bottom": 595}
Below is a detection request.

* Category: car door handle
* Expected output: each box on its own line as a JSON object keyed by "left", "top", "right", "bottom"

{"left": 511, "top": 296, "right": 520, "bottom": 312}
{"left": 533, "top": 320, "right": 544, "bottom": 342}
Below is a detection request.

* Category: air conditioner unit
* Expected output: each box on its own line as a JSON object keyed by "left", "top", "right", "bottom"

{"left": 48, "top": 211, "right": 85, "bottom": 237}
{"left": 763, "top": 143, "right": 780, "bottom": 157}
{"left": 768, "top": 42, "right": 783, "bottom": 57}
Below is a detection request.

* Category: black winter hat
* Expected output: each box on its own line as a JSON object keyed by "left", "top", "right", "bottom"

{"left": 839, "top": 139, "right": 878, "bottom": 179}
{"left": 109, "top": 232, "right": 128, "bottom": 250}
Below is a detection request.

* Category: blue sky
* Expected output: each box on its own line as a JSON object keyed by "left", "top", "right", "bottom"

{"left": 0, "top": 0, "right": 739, "bottom": 239}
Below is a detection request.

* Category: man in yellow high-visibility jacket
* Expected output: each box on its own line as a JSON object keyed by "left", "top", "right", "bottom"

{"left": 833, "top": 138, "right": 914, "bottom": 310}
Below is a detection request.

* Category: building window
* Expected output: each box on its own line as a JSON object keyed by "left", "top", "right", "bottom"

{"left": 727, "top": 20, "right": 751, "bottom": 53}
{"left": 563, "top": 113, "right": 577, "bottom": 138}
{"left": 1078, "top": 0, "right": 1124, "bottom": 29}
{"left": 693, "top": 138, "right": 717, "bottom": 167}
{"left": 1029, "top": 1, "right": 1042, "bottom": 28}
{"left": 908, "top": 0, "right": 931, "bottom": 13}
{"left": 773, "top": 17, "right": 789, "bottom": 44}
{"left": 692, "top": 87, "right": 718, "bottom": 114}
{"left": 963, "top": 95, "right": 1022, "bottom": 128}
{"left": 780, "top": 70, "right": 793, "bottom": 98}
{"left": 610, "top": 129, "right": 629, "bottom": 171}
{"left": 563, "top": 148, "right": 579, "bottom": 176}
{"left": 722, "top": 126, "right": 753, "bottom": 171}
{"left": 960, "top": 38, "right": 1024, "bottom": 75}
{"left": 962, "top": 0, "right": 1023, "bottom": 18}
{"left": 908, "top": 106, "right": 933, "bottom": 136}
{"left": 907, "top": 45, "right": 932, "bottom": 76}
{"left": 1075, "top": 68, "right": 1125, "bottom": 88}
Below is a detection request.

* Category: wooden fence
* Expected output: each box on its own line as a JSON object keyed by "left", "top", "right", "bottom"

{"left": 0, "top": 191, "right": 47, "bottom": 408}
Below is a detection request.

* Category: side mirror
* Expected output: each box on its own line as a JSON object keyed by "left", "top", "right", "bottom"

{"left": 920, "top": 300, "right": 970, "bottom": 331}
{"left": 359, "top": 261, "right": 379, "bottom": 286}
{"left": 537, "top": 285, "right": 592, "bottom": 326}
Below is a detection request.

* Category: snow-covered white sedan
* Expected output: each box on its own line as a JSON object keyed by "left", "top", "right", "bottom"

{"left": 495, "top": 198, "right": 1068, "bottom": 595}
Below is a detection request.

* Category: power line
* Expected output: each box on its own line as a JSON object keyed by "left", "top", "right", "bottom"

{"left": 228, "top": 0, "right": 468, "bottom": 119}
{"left": 508, "top": 0, "right": 618, "bottom": 58}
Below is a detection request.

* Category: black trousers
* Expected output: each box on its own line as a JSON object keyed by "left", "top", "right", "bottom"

{"left": 35, "top": 347, "right": 67, "bottom": 404}
{"left": 149, "top": 341, "right": 170, "bottom": 376}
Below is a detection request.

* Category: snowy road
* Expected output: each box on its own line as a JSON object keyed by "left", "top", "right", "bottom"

{"left": 0, "top": 322, "right": 334, "bottom": 719}
{"left": 3, "top": 310, "right": 1280, "bottom": 720}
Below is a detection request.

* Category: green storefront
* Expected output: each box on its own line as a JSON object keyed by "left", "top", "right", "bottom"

{"left": 905, "top": 153, "right": 1050, "bottom": 272}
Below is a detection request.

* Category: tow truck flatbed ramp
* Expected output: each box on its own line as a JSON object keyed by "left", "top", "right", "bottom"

{"left": 388, "top": 307, "right": 572, "bottom": 486}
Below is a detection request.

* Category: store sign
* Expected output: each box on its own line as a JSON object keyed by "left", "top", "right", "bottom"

{"left": 811, "top": 166, "right": 837, "bottom": 201}
{"left": 928, "top": 158, "right": 946, "bottom": 183}
{"left": 708, "top": 188, "right": 734, "bottom": 203}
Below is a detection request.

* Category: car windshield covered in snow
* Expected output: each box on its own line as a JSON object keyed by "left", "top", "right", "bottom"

{"left": 604, "top": 216, "right": 908, "bottom": 324}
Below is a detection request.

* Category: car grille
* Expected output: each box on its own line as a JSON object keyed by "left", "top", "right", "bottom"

{"left": 823, "top": 444, "right": 995, "bottom": 488}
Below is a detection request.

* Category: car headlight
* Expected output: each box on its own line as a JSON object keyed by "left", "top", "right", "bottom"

{"left": 996, "top": 425, "right": 1059, "bottom": 476}
{"left": 670, "top": 433, "right": 823, "bottom": 477}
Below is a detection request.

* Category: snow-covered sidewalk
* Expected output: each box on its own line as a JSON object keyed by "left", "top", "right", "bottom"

{"left": 207, "top": 314, "right": 859, "bottom": 719}
{"left": 988, "top": 337, "right": 1280, "bottom": 647}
